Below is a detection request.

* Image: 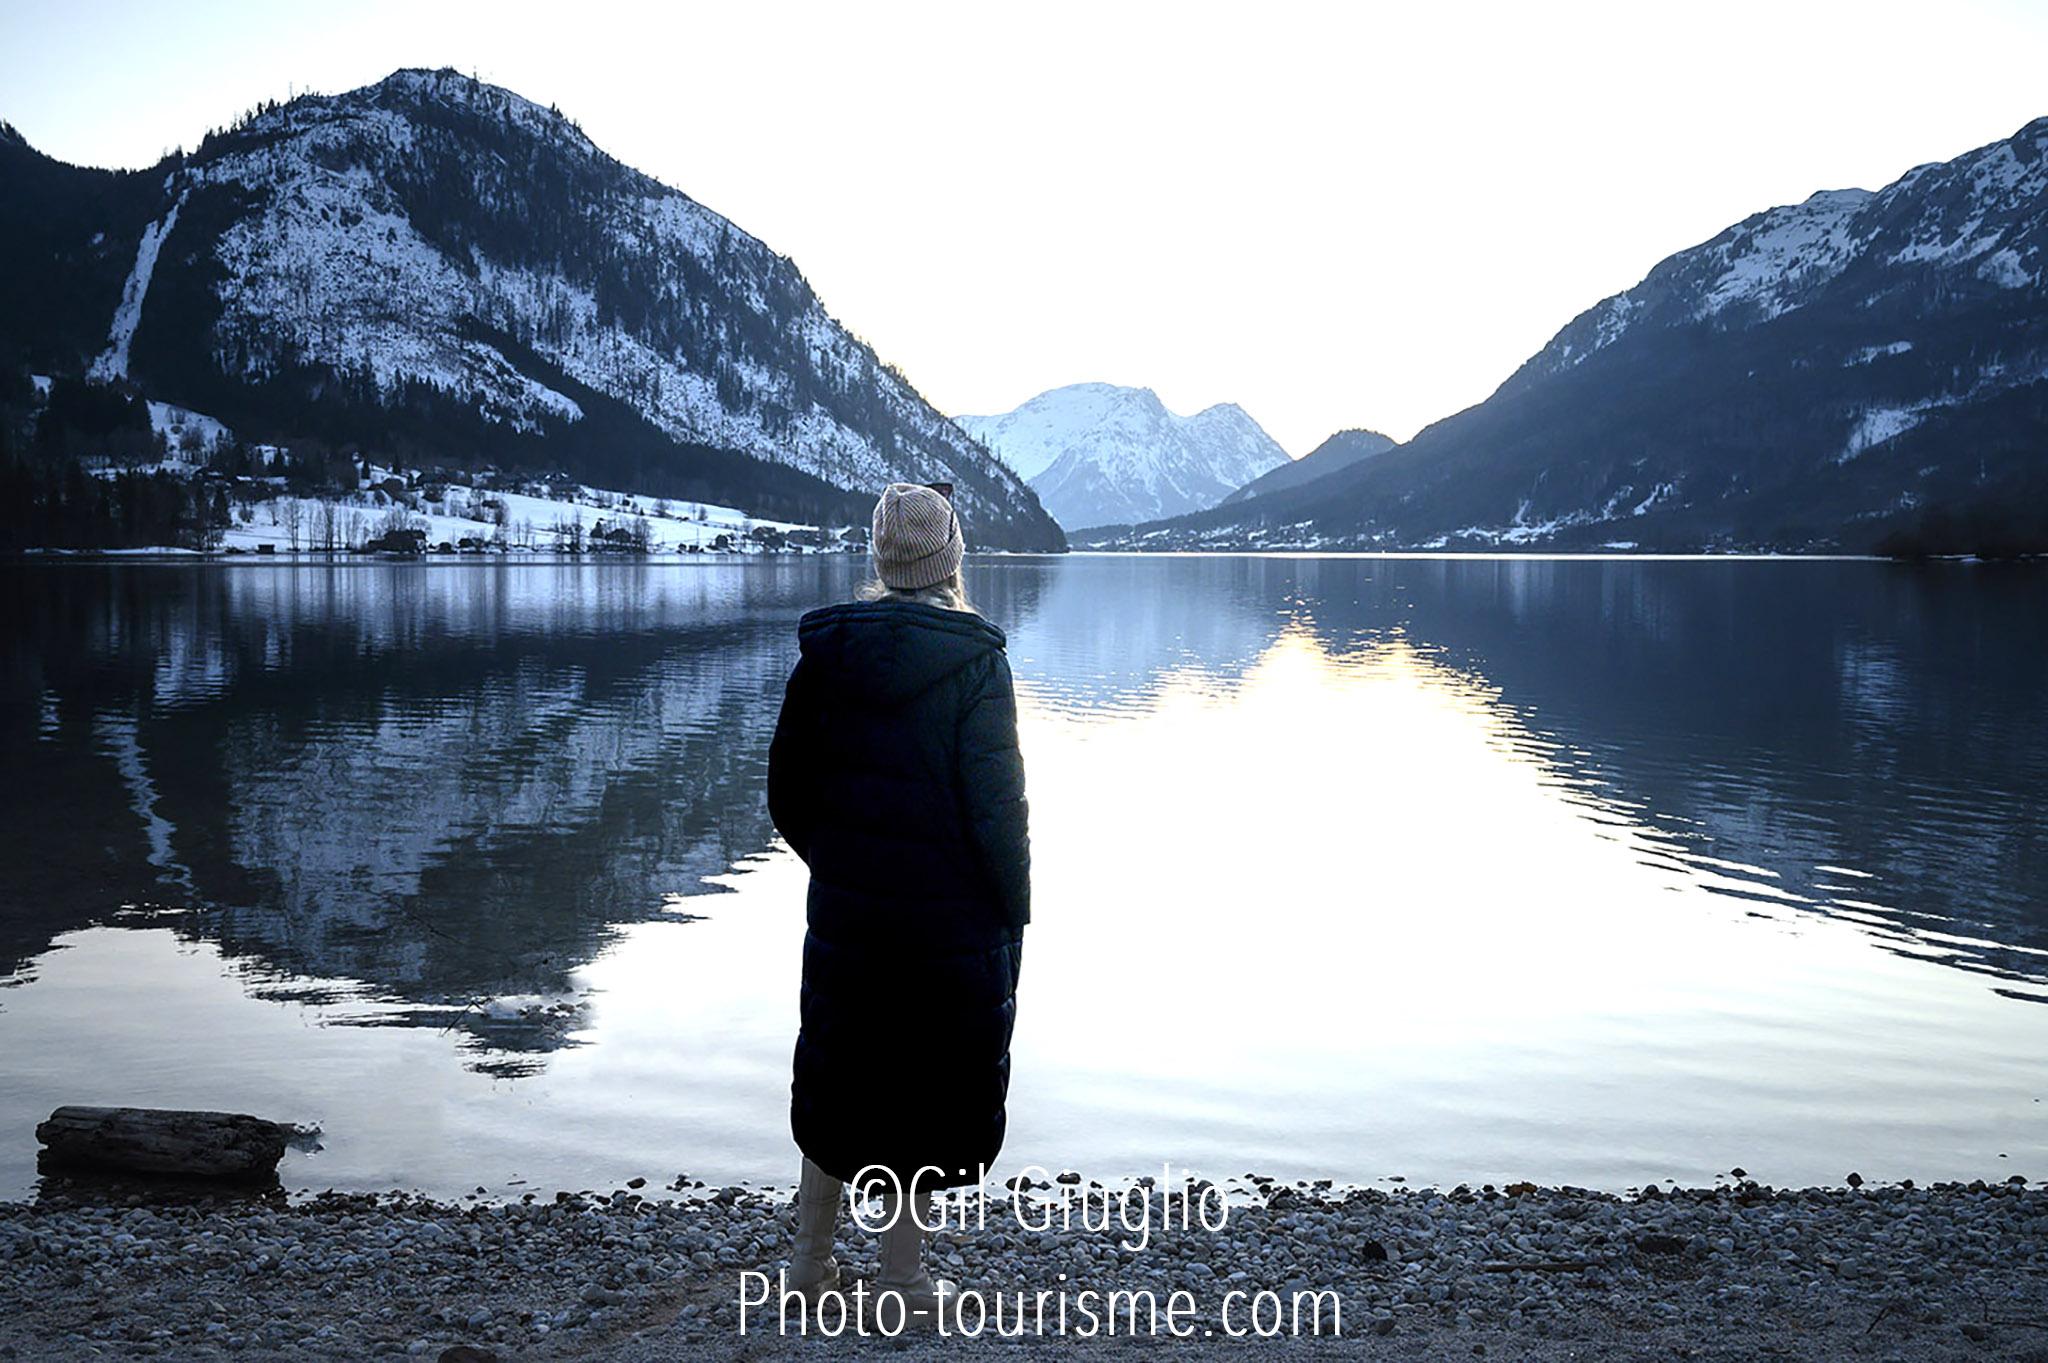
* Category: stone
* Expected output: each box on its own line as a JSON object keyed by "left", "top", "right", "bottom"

{"left": 437, "top": 1349, "right": 498, "bottom": 1363}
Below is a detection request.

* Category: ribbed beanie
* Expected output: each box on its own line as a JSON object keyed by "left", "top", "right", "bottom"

{"left": 871, "top": 483, "right": 964, "bottom": 589}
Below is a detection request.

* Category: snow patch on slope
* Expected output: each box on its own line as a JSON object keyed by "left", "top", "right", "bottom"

{"left": 1977, "top": 247, "right": 2036, "bottom": 288}
{"left": 1631, "top": 482, "right": 1676, "bottom": 517}
{"left": 147, "top": 400, "right": 232, "bottom": 452}
{"left": 89, "top": 195, "right": 185, "bottom": 381}
{"left": 1698, "top": 189, "right": 1872, "bottom": 321}
{"left": 1840, "top": 407, "right": 1923, "bottom": 462}
{"left": 1555, "top": 296, "right": 1646, "bottom": 371}
{"left": 1847, "top": 341, "right": 1915, "bottom": 365}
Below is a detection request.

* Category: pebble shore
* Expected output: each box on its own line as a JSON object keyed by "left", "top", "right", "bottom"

{"left": 2, "top": 1173, "right": 2044, "bottom": 1360}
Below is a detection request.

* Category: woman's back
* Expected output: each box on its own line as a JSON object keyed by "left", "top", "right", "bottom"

{"left": 769, "top": 599, "right": 1029, "bottom": 953}
{"left": 769, "top": 591, "right": 1029, "bottom": 1192}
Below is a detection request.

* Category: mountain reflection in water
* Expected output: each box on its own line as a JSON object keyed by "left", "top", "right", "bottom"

{"left": 1, "top": 556, "right": 2042, "bottom": 1196}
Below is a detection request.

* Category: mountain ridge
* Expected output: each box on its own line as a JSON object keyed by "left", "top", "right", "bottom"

{"left": 1081, "top": 115, "right": 2048, "bottom": 554}
{"left": 0, "top": 68, "right": 1064, "bottom": 549}
{"left": 1221, "top": 426, "right": 1397, "bottom": 506}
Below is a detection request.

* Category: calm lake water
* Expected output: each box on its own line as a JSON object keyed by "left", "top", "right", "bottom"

{"left": 2, "top": 555, "right": 2045, "bottom": 1201}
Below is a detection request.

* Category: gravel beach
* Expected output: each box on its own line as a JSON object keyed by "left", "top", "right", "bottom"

{"left": 2, "top": 1173, "right": 2043, "bottom": 1361}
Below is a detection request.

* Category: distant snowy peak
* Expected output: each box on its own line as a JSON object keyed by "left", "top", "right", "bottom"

{"left": 957, "top": 383, "right": 1145, "bottom": 481}
{"left": 957, "top": 383, "right": 1288, "bottom": 530}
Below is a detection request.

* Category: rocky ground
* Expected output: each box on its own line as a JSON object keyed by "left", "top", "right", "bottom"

{"left": 1, "top": 1173, "right": 2044, "bottom": 1361}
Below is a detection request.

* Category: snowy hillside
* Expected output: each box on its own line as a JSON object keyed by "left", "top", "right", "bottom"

{"left": 0, "top": 69, "right": 1062, "bottom": 549}
{"left": 957, "top": 383, "right": 1289, "bottom": 530}
{"left": 1086, "top": 115, "right": 2048, "bottom": 554}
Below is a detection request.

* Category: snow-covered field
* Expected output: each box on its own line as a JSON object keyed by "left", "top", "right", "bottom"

{"left": 146, "top": 398, "right": 232, "bottom": 454}
{"left": 216, "top": 478, "right": 834, "bottom": 554}
{"left": 70, "top": 439, "right": 850, "bottom": 556}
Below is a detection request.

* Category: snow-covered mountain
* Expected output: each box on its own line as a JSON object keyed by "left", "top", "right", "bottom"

{"left": 956, "top": 383, "right": 1288, "bottom": 530}
{"left": 1084, "top": 116, "right": 2048, "bottom": 554}
{"left": 0, "top": 69, "right": 1063, "bottom": 548}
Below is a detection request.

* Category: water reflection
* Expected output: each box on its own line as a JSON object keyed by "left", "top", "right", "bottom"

{"left": 2, "top": 560, "right": 868, "bottom": 1067}
{"left": 1, "top": 556, "right": 2044, "bottom": 1196}
{"left": 989, "top": 555, "right": 2048, "bottom": 993}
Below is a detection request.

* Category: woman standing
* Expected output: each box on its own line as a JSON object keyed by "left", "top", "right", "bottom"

{"left": 767, "top": 482, "right": 1031, "bottom": 1318}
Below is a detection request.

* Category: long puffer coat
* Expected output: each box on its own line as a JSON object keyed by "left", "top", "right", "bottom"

{"left": 768, "top": 599, "right": 1030, "bottom": 1191}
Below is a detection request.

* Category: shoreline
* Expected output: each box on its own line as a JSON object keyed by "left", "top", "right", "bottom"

{"left": 12, "top": 548, "right": 2042, "bottom": 564}
{"left": 3, "top": 1173, "right": 2041, "bottom": 1360}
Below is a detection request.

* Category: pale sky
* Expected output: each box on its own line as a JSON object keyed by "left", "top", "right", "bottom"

{"left": 4, "top": 0, "right": 2046, "bottom": 452}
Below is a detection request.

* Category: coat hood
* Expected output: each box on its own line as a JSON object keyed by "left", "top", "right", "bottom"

{"left": 797, "top": 600, "right": 1008, "bottom": 706}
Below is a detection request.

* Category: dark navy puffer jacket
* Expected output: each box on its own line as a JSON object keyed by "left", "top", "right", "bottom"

{"left": 768, "top": 599, "right": 1029, "bottom": 1190}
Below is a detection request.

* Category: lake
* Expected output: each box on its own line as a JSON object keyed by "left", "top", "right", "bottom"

{"left": 1, "top": 554, "right": 2044, "bottom": 1201}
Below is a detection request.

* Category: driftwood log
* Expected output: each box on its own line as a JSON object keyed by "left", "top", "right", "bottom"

{"left": 36, "top": 1106, "right": 295, "bottom": 1178}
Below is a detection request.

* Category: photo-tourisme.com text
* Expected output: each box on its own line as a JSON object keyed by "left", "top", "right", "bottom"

{"left": 738, "top": 1272, "right": 1345, "bottom": 1339}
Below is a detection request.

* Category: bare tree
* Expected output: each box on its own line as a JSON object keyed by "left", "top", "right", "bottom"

{"left": 279, "top": 498, "right": 303, "bottom": 552}
{"left": 198, "top": 487, "right": 230, "bottom": 552}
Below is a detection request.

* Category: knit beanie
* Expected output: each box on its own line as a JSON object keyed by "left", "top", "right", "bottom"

{"left": 871, "top": 482, "right": 964, "bottom": 589}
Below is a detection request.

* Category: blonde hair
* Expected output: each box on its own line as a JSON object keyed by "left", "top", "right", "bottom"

{"left": 856, "top": 570, "right": 974, "bottom": 614}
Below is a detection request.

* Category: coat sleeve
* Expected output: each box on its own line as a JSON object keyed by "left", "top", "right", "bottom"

{"left": 958, "top": 652, "right": 1031, "bottom": 931}
{"left": 768, "top": 656, "right": 816, "bottom": 864}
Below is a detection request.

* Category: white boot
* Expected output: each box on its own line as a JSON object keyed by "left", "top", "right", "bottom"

{"left": 788, "top": 1158, "right": 842, "bottom": 1298}
{"left": 874, "top": 1187, "right": 954, "bottom": 1324}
